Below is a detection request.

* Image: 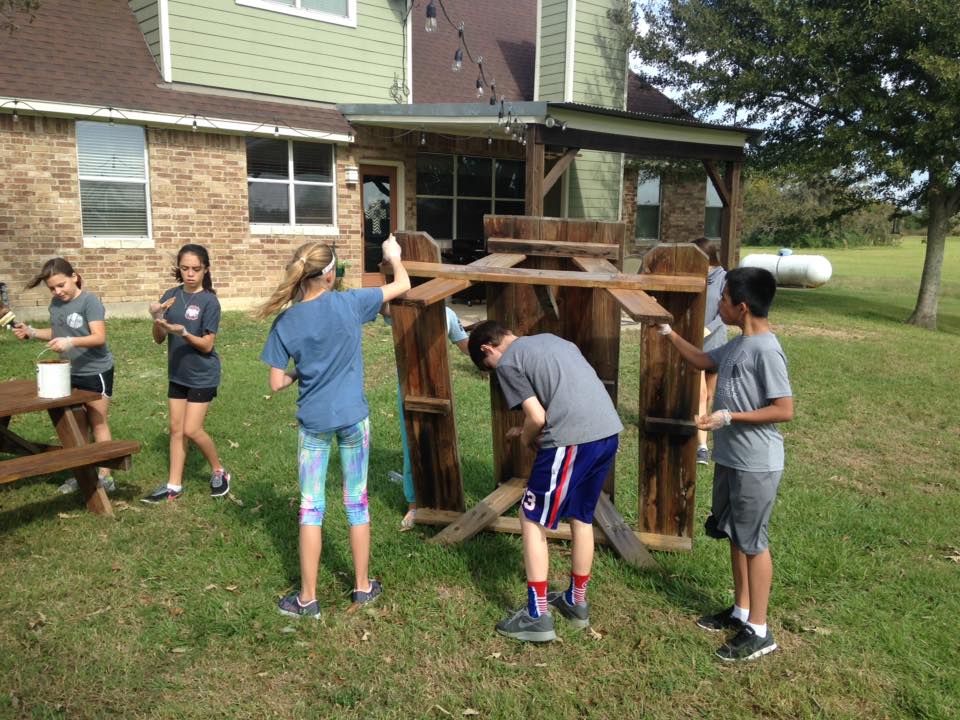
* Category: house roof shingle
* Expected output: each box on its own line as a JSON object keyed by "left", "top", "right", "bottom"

{"left": 0, "top": 0, "right": 352, "bottom": 137}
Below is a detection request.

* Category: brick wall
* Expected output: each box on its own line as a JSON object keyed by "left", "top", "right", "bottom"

{"left": 0, "top": 117, "right": 526, "bottom": 320}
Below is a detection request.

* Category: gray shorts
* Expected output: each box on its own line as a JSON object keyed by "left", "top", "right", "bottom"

{"left": 705, "top": 464, "right": 782, "bottom": 555}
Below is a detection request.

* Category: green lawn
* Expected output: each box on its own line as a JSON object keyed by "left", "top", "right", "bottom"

{"left": 1, "top": 236, "right": 958, "bottom": 719}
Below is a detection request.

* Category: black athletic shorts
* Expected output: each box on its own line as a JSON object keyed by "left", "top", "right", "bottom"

{"left": 72, "top": 367, "right": 114, "bottom": 398}
{"left": 168, "top": 381, "right": 217, "bottom": 403}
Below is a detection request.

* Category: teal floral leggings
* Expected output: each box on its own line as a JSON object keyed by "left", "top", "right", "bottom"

{"left": 298, "top": 418, "right": 370, "bottom": 527}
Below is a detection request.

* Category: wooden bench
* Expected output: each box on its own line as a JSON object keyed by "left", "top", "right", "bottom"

{"left": 0, "top": 440, "right": 141, "bottom": 485}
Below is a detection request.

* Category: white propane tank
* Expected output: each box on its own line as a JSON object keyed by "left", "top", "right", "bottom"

{"left": 739, "top": 253, "right": 832, "bottom": 288}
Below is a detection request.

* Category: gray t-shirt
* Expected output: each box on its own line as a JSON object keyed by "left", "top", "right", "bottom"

{"left": 48, "top": 291, "right": 113, "bottom": 375}
{"left": 160, "top": 286, "right": 221, "bottom": 388}
{"left": 707, "top": 332, "right": 792, "bottom": 472}
{"left": 495, "top": 334, "right": 624, "bottom": 448}
{"left": 703, "top": 265, "right": 728, "bottom": 352}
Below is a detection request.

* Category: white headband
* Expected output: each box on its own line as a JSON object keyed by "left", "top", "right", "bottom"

{"left": 320, "top": 253, "right": 336, "bottom": 276}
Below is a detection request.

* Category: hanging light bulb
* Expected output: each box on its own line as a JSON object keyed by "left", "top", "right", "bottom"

{"left": 452, "top": 47, "right": 462, "bottom": 73}
{"left": 489, "top": 83, "right": 497, "bottom": 105}
{"left": 420, "top": 131, "right": 427, "bottom": 146}
{"left": 108, "top": 108, "right": 114, "bottom": 126}
{"left": 487, "top": 133, "right": 493, "bottom": 146}
{"left": 11, "top": 101, "right": 19, "bottom": 123}
{"left": 273, "top": 123, "right": 280, "bottom": 137}
{"left": 475, "top": 77, "right": 484, "bottom": 98}
{"left": 424, "top": 0, "right": 437, "bottom": 32}
{"left": 191, "top": 115, "right": 199, "bottom": 132}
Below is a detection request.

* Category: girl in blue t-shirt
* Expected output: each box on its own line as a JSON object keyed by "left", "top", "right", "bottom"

{"left": 141, "top": 244, "right": 230, "bottom": 504}
{"left": 258, "top": 237, "right": 410, "bottom": 619}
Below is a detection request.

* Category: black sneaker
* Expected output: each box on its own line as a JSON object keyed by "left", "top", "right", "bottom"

{"left": 351, "top": 579, "right": 383, "bottom": 605}
{"left": 715, "top": 625, "right": 778, "bottom": 662}
{"left": 210, "top": 468, "right": 231, "bottom": 497}
{"left": 696, "top": 447, "right": 709, "bottom": 465}
{"left": 696, "top": 606, "right": 745, "bottom": 632}
{"left": 495, "top": 607, "right": 556, "bottom": 642}
{"left": 546, "top": 591, "right": 590, "bottom": 629}
{"left": 141, "top": 485, "right": 183, "bottom": 504}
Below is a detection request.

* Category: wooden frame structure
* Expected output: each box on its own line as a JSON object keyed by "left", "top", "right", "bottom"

{"left": 388, "top": 216, "right": 708, "bottom": 568}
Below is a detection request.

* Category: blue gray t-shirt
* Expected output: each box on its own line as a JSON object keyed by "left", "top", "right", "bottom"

{"left": 260, "top": 288, "right": 384, "bottom": 434}
{"left": 707, "top": 332, "right": 792, "bottom": 472}
{"left": 703, "top": 265, "right": 728, "bottom": 352}
{"left": 495, "top": 334, "right": 624, "bottom": 448}
{"left": 48, "top": 291, "right": 113, "bottom": 375}
{"left": 159, "top": 287, "right": 221, "bottom": 388}
{"left": 383, "top": 305, "right": 468, "bottom": 345}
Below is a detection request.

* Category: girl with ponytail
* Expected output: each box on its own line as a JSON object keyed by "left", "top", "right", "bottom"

{"left": 259, "top": 236, "right": 410, "bottom": 619}
{"left": 141, "top": 244, "right": 230, "bottom": 504}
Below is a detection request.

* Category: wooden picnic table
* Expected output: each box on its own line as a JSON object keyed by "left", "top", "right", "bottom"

{"left": 0, "top": 379, "right": 140, "bottom": 517}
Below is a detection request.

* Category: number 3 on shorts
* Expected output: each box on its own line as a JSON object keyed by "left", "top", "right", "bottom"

{"left": 522, "top": 489, "right": 536, "bottom": 512}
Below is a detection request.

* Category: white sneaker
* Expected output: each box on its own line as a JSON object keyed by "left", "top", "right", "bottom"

{"left": 57, "top": 477, "right": 79, "bottom": 494}
{"left": 387, "top": 470, "right": 404, "bottom": 484}
{"left": 58, "top": 476, "right": 115, "bottom": 493}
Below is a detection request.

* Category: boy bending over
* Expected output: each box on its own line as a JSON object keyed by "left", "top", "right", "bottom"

{"left": 468, "top": 321, "right": 623, "bottom": 642}
{"left": 658, "top": 267, "right": 793, "bottom": 662}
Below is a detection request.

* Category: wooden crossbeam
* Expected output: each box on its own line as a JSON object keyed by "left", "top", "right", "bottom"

{"left": 542, "top": 148, "right": 579, "bottom": 196}
{"left": 487, "top": 238, "right": 619, "bottom": 260}
{"left": 702, "top": 160, "right": 731, "bottom": 207}
{"left": 415, "top": 508, "right": 690, "bottom": 553}
{"left": 403, "top": 396, "right": 451, "bottom": 415}
{"left": 534, "top": 285, "right": 560, "bottom": 320}
{"left": 399, "top": 261, "right": 705, "bottom": 293}
{"left": 592, "top": 493, "right": 657, "bottom": 569}
{"left": 428, "top": 477, "right": 526, "bottom": 545}
{"left": 571, "top": 256, "right": 673, "bottom": 322}
{"left": 395, "top": 253, "right": 528, "bottom": 307}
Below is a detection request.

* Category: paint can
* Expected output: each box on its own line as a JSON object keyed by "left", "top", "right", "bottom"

{"left": 37, "top": 359, "right": 71, "bottom": 399}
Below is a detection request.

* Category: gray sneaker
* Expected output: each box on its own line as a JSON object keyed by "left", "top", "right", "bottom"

{"left": 495, "top": 607, "right": 556, "bottom": 642}
{"left": 696, "top": 446, "right": 709, "bottom": 465}
{"left": 58, "top": 475, "right": 115, "bottom": 494}
{"left": 715, "top": 625, "right": 778, "bottom": 662}
{"left": 546, "top": 591, "right": 590, "bottom": 629}
{"left": 210, "top": 468, "right": 231, "bottom": 497}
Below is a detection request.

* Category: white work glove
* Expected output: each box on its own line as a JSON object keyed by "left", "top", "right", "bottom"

{"left": 48, "top": 337, "right": 74, "bottom": 353}
{"left": 657, "top": 323, "right": 672, "bottom": 336}
{"left": 696, "top": 409, "right": 732, "bottom": 431}
{"left": 381, "top": 234, "right": 402, "bottom": 261}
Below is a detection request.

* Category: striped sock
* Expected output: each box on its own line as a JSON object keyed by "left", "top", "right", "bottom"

{"left": 527, "top": 581, "right": 549, "bottom": 618}
{"left": 564, "top": 573, "right": 590, "bottom": 606}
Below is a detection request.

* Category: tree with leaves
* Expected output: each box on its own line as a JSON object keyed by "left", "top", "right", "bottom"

{"left": 634, "top": 0, "right": 960, "bottom": 329}
{"left": 1, "top": 0, "right": 38, "bottom": 33}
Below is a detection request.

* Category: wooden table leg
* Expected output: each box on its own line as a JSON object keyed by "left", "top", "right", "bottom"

{"left": 47, "top": 406, "right": 114, "bottom": 518}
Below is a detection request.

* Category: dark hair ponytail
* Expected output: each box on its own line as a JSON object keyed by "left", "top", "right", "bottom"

{"left": 173, "top": 244, "right": 215, "bottom": 294}
{"left": 26, "top": 257, "right": 82, "bottom": 290}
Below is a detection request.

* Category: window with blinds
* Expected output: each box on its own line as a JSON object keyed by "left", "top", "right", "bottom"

{"left": 76, "top": 121, "right": 151, "bottom": 240}
{"left": 246, "top": 138, "right": 336, "bottom": 227}
{"left": 635, "top": 175, "right": 661, "bottom": 241}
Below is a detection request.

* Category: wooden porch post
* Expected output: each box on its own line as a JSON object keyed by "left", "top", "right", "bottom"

{"left": 718, "top": 161, "right": 742, "bottom": 270}
{"left": 524, "top": 127, "right": 544, "bottom": 216}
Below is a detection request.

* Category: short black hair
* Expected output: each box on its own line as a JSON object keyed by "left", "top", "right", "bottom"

{"left": 467, "top": 320, "right": 512, "bottom": 371}
{"left": 725, "top": 267, "right": 776, "bottom": 318}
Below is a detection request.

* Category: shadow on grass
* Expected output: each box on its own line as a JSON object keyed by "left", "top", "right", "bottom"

{"left": 778, "top": 287, "right": 960, "bottom": 334}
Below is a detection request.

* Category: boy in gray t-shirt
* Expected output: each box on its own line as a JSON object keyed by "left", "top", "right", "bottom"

{"left": 469, "top": 322, "right": 623, "bottom": 643}
{"left": 658, "top": 267, "right": 793, "bottom": 663}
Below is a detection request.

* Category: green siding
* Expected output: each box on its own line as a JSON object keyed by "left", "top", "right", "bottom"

{"left": 537, "top": 0, "right": 567, "bottom": 100}
{"left": 167, "top": 0, "right": 406, "bottom": 103}
{"left": 129, "top": 0, "right": 161, "bottom": 68}
{"left": 567, "top": 150, "right": 622, "bottom": 220}
{"left": 573, "top": 0, "right": 628, "bottom": 108}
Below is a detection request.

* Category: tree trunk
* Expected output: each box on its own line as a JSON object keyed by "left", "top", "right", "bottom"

{"left": 907, "top": 190, "right": 950, "bottom": 330}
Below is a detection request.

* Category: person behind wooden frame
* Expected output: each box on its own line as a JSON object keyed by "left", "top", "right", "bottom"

{"left": 141, "top": 244, "right": 231, "bottom": 503}
{"left": 691, "top": 236, "right": 728, "bottom": 465}
{"left": 656, "top": 266, "right": 793, "bottom": 662}
{"left": 468, "top": 321, "right": 623, "bottom": 642}
{"left": 382, "top": 302, "right": 470, "bottom": 531}
{"left": 13, "top": 257, "right": 116, "bottom": 493}
{"left": 257, "top": 237, "right": 410, "bottom": 619}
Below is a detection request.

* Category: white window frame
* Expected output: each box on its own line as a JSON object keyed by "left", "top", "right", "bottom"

{"left": 76, "top": 121, "right": 154, "bottom": 249}
{"left": 704, "top": 178, "right": 724, "bottom": 240}
{"left": 634, "top": 174, "right": 661, "bottom": 242}
{"left": 248, "top": 139, "right": 339, "bottom": 236}
{"left": 416, "top": 153, "right": 526, "bottom": 248}
{"left": 235, "top": 0, "right": 357, "bottom": 28}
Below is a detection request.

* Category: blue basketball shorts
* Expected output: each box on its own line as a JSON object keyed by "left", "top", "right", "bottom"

{"left": 522, "top": 434, "right": 619, "bottom": 530}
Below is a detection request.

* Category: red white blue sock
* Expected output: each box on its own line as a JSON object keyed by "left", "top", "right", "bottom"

{"left": 564, "top": 573, "right": 590, "bottom": 606}
{"left": 527, "top": 581, "right": 549, "bottom": 618}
